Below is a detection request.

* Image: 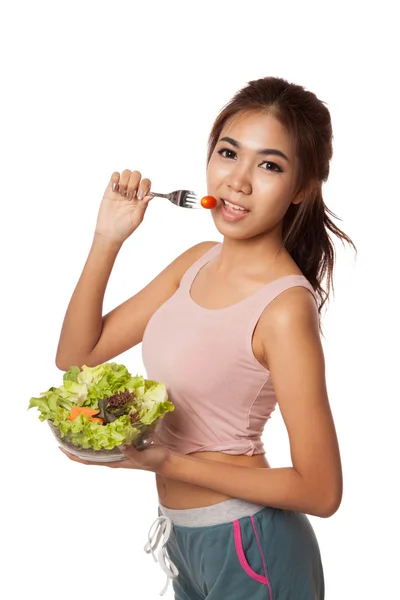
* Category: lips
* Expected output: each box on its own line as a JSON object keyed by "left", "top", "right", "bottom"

{"left": 220, "top": 198, "right": 250, "bottom": 222}
{"left": 221, "top": 198, "right": 249, "bottom": 212}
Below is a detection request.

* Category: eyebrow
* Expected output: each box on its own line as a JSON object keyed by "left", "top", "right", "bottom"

{"left": 219, "top": 136, "right": 290, "bottom": 162}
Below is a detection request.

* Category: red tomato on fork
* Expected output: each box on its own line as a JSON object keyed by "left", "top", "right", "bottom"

{"left": 200, "top": 196, "right": 217, "bottom": 209}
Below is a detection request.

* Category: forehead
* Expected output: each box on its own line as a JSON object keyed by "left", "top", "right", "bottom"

{"left": 220, "top": 111, "right": 294, "bottom": 156}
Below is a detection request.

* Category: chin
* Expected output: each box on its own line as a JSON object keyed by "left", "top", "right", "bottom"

{"left": 211, "top": 208, "right": 266, "bottom": 241}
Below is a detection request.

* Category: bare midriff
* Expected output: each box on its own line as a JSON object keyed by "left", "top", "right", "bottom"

{"left": 156, "top": 451, "right": 270, "bottom": 509}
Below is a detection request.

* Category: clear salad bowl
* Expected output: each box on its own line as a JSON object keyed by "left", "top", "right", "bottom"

{"left": 48, "top": 419, "right": 160, "bottom": 462}
{"left": 28, "top": 363, "right": 174, "bottom": 464}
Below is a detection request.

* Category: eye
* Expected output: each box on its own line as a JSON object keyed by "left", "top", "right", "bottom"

{"left": 261, "top": 161, "right": 283, "bottom": 173}
{"left": 217, "top": 148, "right": 237, "bottom": 159}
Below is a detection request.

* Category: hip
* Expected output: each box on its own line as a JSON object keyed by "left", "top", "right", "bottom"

{"left": 156, "top": 498, "right": 324, "bottom": 599}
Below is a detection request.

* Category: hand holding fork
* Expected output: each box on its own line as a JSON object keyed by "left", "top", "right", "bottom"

{"left": 94, "top": 169, "right": 201, "bottom": 245}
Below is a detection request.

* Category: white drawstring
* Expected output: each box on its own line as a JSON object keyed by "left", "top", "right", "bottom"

{"left": 144, "top": 515, "right": 179, "bottom": 596}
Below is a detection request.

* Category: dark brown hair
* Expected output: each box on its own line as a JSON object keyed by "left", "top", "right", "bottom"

{"left": 207, "top": 76, "right": 356, "bottom": 316}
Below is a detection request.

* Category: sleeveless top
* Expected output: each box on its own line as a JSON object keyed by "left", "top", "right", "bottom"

{"left": 141, "top": 243, "right": 317, "bottom": 456}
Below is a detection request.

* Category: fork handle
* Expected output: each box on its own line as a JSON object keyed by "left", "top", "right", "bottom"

{"left": 149, "top": 191, "right": 169, "bottom": 199}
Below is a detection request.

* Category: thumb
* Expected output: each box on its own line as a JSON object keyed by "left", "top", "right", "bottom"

{"left": 133, "top": 194, "right": 153, "bottom": 219}
{"left": 140, "top": 194, "right": 153, "bottom": 208}
{"left": 118, "top": 444, "right": 144, "bottom": 461}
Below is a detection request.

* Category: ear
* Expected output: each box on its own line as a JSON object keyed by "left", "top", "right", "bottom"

{"left": 291, "top": 179, "right": 321, "bottom": 206}
{"left": 291, "top": 189, "right": 303, "bottom": 206}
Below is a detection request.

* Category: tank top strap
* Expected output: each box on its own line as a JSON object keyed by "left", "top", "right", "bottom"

{"left": 263, "top": 274, "right": 317, "bottom": 305}
{"left": 244, "top": 274, "right": 318, "bottom": 336}
{"left": 179, "top": 242, "right": 318, "bottom": 319}
{"left": 178, "top": 242, "right": 222, "bottom": 291}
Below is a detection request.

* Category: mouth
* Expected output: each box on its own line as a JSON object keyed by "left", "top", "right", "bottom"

{"left": 220, "top": 198, "right": 250, "bottom": 221}
{"left": 221, "top": 198, "right": 250, "bottom": 212}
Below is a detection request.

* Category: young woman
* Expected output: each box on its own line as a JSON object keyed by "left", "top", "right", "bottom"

{"left": 57, "top": 76, "right": 355, "bottom": 599}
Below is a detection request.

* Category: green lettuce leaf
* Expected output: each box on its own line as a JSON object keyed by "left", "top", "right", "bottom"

{"left": 137, "top": 382, "right": 174, "bottom": 425}
{"left": 28, "top": 362, "right": 175, "bottom": 450}
{"left": 63, "top": 366, "right": 80, "bottom": 383}
{"left": 139, "top": 399, "right": 175, "bottom": 425}
{"left": 28, "top": 387, "right": 75, "bottom": 424}
{"left": 82, "top": 362, "right": 133, "bottom": 407}
{"left": 57, "top": 414, "right": 141, "bottom": 450}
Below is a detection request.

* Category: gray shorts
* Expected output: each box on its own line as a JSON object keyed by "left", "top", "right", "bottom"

{"left": 153, "top": 498, "right": 324, "bottom": 599}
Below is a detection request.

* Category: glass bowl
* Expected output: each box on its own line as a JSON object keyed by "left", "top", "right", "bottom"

{"left": 48, "top": 420, "right": 159, "bottom": 463}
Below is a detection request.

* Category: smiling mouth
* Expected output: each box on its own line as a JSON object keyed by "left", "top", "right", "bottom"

{"left": 221, "top": 199, "right": 249, "bottom": 212}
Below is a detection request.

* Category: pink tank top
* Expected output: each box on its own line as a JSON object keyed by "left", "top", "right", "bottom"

{"left": 142, "top": 243, "right": 317, "bottom": 456}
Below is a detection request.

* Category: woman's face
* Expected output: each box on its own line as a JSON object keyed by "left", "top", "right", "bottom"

{"left": 206, "top": 110, "right": 300, "bottom": 240}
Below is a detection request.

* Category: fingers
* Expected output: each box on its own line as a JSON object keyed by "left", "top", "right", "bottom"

{"left": 137, "top": 177, "right": 151, "bottom": 201}
{"left": 111, "top": 171, "right": 120, "bottom": 192}
{"left": 110, "top": 170, "right": 152, "bottom": 203}
{"left": 124, "top": 170, "right": 141, "bottom": 199}
{"left": 139, "top": 196, "right": 153, "bottom": 210}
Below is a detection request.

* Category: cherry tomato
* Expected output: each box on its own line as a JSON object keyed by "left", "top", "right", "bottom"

{"left": 200, "top": 195, "right": 217, "bottom": 209}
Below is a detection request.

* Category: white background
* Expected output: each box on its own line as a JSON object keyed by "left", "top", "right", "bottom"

{"left": 1, "top": 1, "right": 399, "bottom": 598}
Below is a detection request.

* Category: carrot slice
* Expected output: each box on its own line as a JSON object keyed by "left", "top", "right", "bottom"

{"left": 89, "top": 417, "right": 104, "bottom": 425}
{"left": 68, "top": 406, "right": 100, "bottom": 421}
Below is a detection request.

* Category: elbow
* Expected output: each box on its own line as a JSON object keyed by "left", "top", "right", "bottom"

{"left": 314, "top": 488, "right": 343, "bottom": 518}
{"left": 316, "top": 500, "right": 341, "bottom": 519}
{"left": 55, "top": 344, "right": 70, "bottom": 371}
{"left": 55, "top": 350, "right": 66, "bottom": 371}
{"left": 55, "top": 354, "right": 81, "bottom": 372}
{"left": 55, "top": 353, "right": 95, "bottom": 371}
{"left": 55, "top": 356, "right": 69, "bottom": 371}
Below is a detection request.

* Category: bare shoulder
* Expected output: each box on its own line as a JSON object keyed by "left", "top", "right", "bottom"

{"left": 264, "top": 285, "right": 319, "bottom": 331}
{"left": 255, "top": 284, "right": 320, "bottom": 370}
{"left": 169, "top": 240, "right": 220, "bottom": 286}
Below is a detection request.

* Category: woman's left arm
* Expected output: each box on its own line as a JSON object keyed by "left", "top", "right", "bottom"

{"left": 157, "top": 287, "right": 343, "bottom": 518}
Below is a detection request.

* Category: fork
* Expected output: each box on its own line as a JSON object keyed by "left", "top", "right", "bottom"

{"left": 149, "top": 189, "right": 201, "bottom": 209}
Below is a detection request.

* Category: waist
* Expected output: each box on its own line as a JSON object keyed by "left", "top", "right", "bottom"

{"left": 154, "top": 422, "right": 267, "bottom": 456}
{"left": 158, "top": 497, "right": 266, "bottom": 527}
{"left": 156, "top": 451, "right": 270, "bottom": 510}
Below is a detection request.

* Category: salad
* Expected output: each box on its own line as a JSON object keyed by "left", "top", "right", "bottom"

{"left": 28, "top": 362, "right": 174, "bottom": 451}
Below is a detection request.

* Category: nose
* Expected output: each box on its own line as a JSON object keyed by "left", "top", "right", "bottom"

{"left": 225, "top": 163, "right": 252, "bottom": 195}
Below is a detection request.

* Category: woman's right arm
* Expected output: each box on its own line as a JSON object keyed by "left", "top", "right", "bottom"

{"left": 55, "top": 169, "right": 218, "bottom": 370}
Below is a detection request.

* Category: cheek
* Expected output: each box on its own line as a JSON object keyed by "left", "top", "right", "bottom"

{"left": 206, "top": 162, "right": 214, "bottom": 188}
{"left": 207, "top": 155, "right": 229, "bottom": 185}
{"left": 253, "top": 179, "right": 293, "bottom": 218}
{"left": 206, "top": 167, "right": 213, "bottom": 188}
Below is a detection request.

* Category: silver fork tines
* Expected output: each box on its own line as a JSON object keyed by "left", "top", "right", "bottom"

{"left": 149, "top": 190, "right": 201, "bottom": 209}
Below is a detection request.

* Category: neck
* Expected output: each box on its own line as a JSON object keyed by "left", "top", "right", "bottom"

{"left": 217, "top": 231, "right": 288, "bottom": 277}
